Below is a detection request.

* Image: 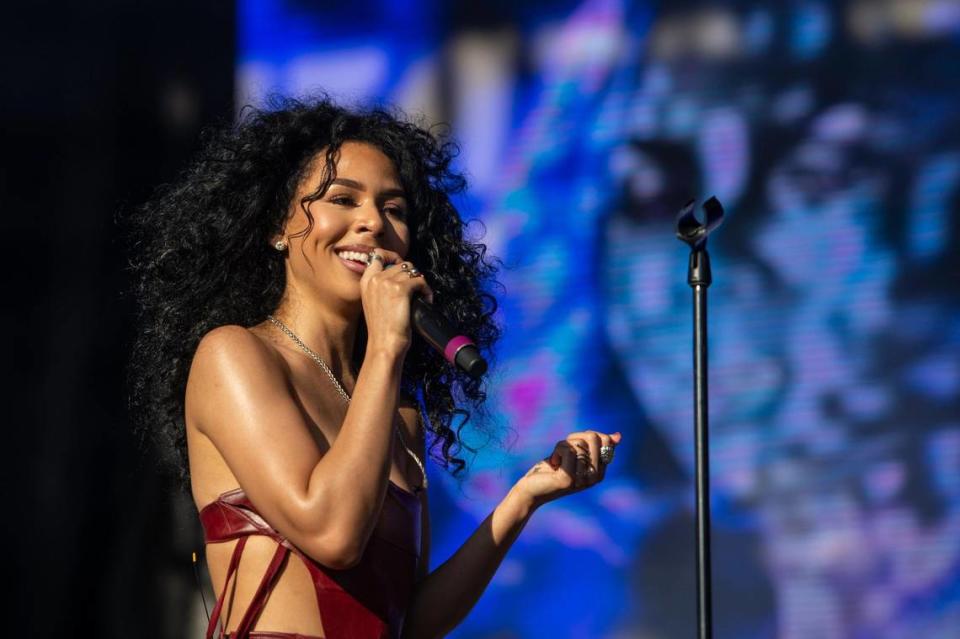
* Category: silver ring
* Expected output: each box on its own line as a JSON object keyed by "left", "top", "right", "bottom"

{"left": 368, "top": 252, "right": 385, "bottom": 265}
{"left": 600, "top": 445, "right": 614, "bottom": 464}
{"left": 408, "top": 267, "right": 422, "bottom": 278}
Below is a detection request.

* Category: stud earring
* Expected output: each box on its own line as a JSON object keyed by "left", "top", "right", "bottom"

{"left": 274, "top": 239, "right": 287, "bottom": 251}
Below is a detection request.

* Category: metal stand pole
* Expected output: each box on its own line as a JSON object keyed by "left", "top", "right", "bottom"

{"left": 675, "top": 197, "right": 724, "bottom": 639}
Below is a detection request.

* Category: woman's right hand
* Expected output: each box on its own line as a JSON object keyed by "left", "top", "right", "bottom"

{"left": 360, "top": 248, "right": 434, "bottom": 358}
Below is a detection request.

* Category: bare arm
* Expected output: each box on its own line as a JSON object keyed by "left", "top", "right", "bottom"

{"left": 401, "top": 430, "right": 622, "bottom": 639}
{"left": 401, "top": 486, "right": 535, "bottom": 639}
{"left": 189, "top": 247, "right": 432, "bottom": 569}
{"left": 188, "top": 325, "right": 405, "bottom": 569}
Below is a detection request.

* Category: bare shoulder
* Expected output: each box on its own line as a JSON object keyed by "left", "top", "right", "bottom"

{"left": 192, "top": 324, "right": 280, "bottom": 369}
{"left": 186, "top": 324, "right": 289, "bottom": 434}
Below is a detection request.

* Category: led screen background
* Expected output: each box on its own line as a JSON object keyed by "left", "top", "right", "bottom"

{"left": 238, "top": 1, "right": 960, "bottom": 637}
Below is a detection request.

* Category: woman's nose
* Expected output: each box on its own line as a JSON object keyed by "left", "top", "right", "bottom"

{"left": 353, "top": 201, "right": 385, "bottom": 235}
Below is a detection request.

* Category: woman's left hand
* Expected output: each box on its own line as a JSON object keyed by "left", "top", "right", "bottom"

{"left": 513, "top": 430, "right": 622, "bottom": 510}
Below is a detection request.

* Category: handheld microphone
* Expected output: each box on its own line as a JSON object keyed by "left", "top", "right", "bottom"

{"left": 411, "top": 298, "right": 487, "bottom": 379}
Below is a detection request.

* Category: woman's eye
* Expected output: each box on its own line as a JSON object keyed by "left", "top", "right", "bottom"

{"left": 330, "top": 195, "right": 356, "bottom": 206}
{"left": 385, "top": 207, "right": 408, "bottom": 219}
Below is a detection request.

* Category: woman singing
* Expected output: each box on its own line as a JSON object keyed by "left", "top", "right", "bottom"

{"left": 128, "top": 97, "right": 621, "bottom": 638}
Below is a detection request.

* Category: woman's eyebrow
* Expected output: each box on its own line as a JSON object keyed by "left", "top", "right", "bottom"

{"left": 331, "top": 177, "right": 406, "bottom": 199}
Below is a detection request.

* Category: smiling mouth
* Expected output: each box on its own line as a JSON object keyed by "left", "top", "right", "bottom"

{"left": 334, "top": 249, "right": 373, "bottom": 275}
{"left": 335, "top": 249, "right": 373, "bottom": 265}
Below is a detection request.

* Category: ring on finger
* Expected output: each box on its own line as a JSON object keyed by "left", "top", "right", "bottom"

{"left": 600, "top": 445, "right": 615, "bottom": 464}
{"left": 368, "top": 252, "right": 385, "bottom": 265}
{"left": 408, "top": 268, "right": 422, "bottom": 278}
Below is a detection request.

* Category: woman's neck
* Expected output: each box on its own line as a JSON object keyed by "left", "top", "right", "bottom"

{"left": 268, "top": 296, "right": 363, "bottom": 388}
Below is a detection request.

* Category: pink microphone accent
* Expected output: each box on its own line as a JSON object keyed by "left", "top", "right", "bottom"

{"left": 443, "top": 335, "right": 475, "bottom": 364}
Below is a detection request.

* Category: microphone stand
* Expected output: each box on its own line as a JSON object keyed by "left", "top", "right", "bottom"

{"left": 675, "top": 196, "right": 724, "bottom": 639}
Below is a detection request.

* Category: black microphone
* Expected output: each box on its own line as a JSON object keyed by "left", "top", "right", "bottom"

{"left": 411, "top": 298, "right": 487, "bottom": 379}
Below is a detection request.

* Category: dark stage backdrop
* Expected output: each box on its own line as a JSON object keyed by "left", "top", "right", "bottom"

{"left": 3, "top": 2, "right": 234, "bottom": 636}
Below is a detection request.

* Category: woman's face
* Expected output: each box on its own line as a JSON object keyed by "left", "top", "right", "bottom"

{"left": 280, "top": 141, "right": 411, "bottom": 308}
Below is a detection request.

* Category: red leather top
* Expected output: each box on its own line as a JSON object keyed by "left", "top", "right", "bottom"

{"left": 199, "top": 481, "right": 422, "bottom": 639}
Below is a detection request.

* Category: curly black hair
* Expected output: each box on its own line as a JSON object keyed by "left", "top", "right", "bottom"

{"left": 125, "top": 95, "right": 501, "bottom": 490}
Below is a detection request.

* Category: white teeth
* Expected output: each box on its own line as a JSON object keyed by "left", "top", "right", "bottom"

{"left": 336, "top": 250, "right": 372, "bottom": 264}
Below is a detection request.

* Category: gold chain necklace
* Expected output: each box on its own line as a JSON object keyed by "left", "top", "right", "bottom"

{"left": 267, "top": 314, "right": 427, "bottom": 490}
